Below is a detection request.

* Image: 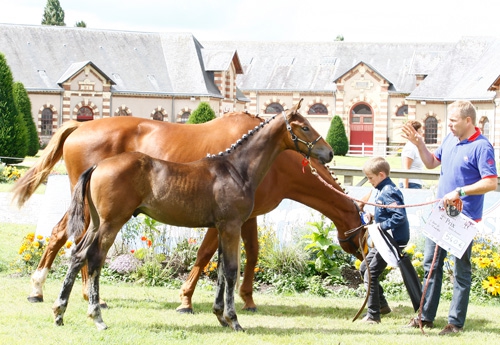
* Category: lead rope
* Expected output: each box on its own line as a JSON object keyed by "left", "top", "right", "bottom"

{"left": 306, "top": 162, "right": 441, "bottom": 329}
{"left": 352, "top": 230, "right": 371, "bottom": 322}
{"left": 308, "top": 163, "right": 440, "bottom": 208}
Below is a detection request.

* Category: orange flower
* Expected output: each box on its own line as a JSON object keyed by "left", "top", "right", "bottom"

{"left": 147, "top": 239, "right": 152, "bottom": 247}
{"left": 131, "top": 249, "right": 135, "bottom": 254}
{"left": 141, "top": 236, "right": 147, "bottom": 241}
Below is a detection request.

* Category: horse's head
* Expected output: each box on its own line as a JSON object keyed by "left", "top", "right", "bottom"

{"left": 283, "top": 99, "right": 334, "bottom": 164}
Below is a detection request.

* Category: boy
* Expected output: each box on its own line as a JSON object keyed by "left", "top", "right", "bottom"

{"left": 359, "top": 156, "right": 410, "bottom": 324}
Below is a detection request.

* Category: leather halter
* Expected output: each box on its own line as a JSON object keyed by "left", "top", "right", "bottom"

{"left": 282, "top": 111, "right": 322, "bottom": 159}
{"left": 338, "top": 201, "right": 368, "bottom": 255}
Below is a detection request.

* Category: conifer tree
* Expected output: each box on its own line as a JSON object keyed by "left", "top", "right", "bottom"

{"left": 13, "top": 82, "right": 39, "bottom": 156}
{"left": 41, "top": 0, "right": 66, "bottom": 26}
{"left": 186, "top": 102, "right": 216, "bottom": 124}
{"left": 0, "top": 53, "right": 28, "bottom": 164}
{"left": 326, "top": 115, "right": 349, "bottom": 156}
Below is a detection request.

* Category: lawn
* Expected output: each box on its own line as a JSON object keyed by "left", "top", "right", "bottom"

{"left": 1, "top": 224, "right": 500, "bottom": 345}
{"left": 1, "top": 273, "right": 499, "bottom": 345}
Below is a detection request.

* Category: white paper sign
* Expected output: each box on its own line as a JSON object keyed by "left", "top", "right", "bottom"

{"left": 367, "top": 223, "right": 399, "bottom": 267}
{"left": 423, "top": 202, "right": 478, "bottom": 259}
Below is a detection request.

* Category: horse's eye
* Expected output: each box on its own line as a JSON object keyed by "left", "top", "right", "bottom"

{"left": 302, "top": 126, "right": 309, "bottom": 131}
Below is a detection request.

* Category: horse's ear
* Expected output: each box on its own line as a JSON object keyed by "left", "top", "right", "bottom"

{"left": 290, "top": 98, "right": 303, "bottom": 113}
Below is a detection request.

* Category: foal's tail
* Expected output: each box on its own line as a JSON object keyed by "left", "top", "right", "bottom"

{"left": 11, "top": 120, "right": 82, "bottom": 208}
{"left": 67, "top": 166, "right": 96, "bottom": 239}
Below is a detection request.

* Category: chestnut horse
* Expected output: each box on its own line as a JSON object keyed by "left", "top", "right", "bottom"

{"left": 52, "top": 103, "right": 333, "bottom": 331}
{"left": 12, "top": 104, "right": 365, "bottom": 312}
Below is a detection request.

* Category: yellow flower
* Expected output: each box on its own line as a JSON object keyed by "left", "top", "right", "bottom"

{"left": 33, "top": 241, "right": 40, "bottom": 248}
{"left": 412, "top": 260, "right": 422, "bottom": 267}
{"left": 36, "top": 234, "right": 44, "bottom": 240}
{"left": 482, "top": 277, "right": 500, "bottom": 296}
{"left": 23, "top": 253, "right": 32, "bottom": 262}
{"left": 414, "top": 252, "right": 424, "bottom": 259}
{"left": 65, "top": 241, "right": 73, "bottom": 249}
{"left": 404, "top": 243, "right": 416, "bottom": 255}
{"left": 26, "top": 233, "right": 35, "bottom": 242}
{"left": 354, "top": 259, "right": 361, "bottom": 270}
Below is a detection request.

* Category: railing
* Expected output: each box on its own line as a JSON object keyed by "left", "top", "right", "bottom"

{"left": 329, "top": 166, "right": 500, "bottom": 191}
{"left": 347, "top": 144, "right": 439, "bottom": 157}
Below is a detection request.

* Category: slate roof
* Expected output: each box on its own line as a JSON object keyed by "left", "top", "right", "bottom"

{"left": 2, "top": 24, "right": 499, "bottom": 103}
{"left": 0, "top": 24, "right": 226, "bottom": 97}
{"left": 202, "top": 41, "right": 454, "bottom": 94}
{"left": 408, "top": 37, "right": 500, "bottom": 101}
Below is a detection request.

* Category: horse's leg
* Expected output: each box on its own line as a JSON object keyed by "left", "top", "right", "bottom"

{"left": 52, "top": 244, "right": 87, "bottom": 326}
{"left": 28, "top": 213, "right": 69, "bottom": 303}
{"left": 213, "top": 250, "right": 228, "bottom": 327}
{"left": 86, "top": 245, "right": 108, "bottom": 331}
{"left": 239, "top": 217, "right": 258, "bottom": 311}
{"left": 213, "top": 223, "right": 244, "bottom": 332}
{"left": 177, "top": 227, "right": 218, "bottom": 313}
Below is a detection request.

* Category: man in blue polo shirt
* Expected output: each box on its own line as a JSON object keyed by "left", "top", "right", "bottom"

{"left": 401, "top": 100, "right": 497, "bottom": 335}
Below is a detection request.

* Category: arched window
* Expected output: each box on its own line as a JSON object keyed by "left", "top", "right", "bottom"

{"left": 152, "top": 111, "right": 164, "bottom": 121}
{"left": 77, "top": 106, "right": 93, "bottom": 122}
{"left": 116, "top": 109, "right": 129, "bottom": 116}
{"left": 424, "top": 116, "right": 438, "bottom": 144}
{"left": 41, "top": 108, "right": 53, "bottom": 136}
{"left": 308, "top": 103, "right": 328, "bottom": 115}
{"left": 351, "top": 104, "right": 372, "bottom": 123}
{"left": 178, "top": 111, "right": 190, "bottom": 123}
{"left": 396, "top": 105, "right": 408, "bottom": 117}
{"left": 265, "top": 103, "right": 284, "bottom": 114}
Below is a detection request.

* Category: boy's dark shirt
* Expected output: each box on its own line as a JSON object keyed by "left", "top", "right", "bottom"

{"left": 374, "top": 177, "right": 410, "bottom": 245}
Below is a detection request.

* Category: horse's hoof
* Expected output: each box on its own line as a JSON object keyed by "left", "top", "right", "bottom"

{"left": 232, "top": 324, "right": 245, "bottom": 332}
{"left": 99, "top": 302, "right": 108, "bottom": 309}
{"left": 27, "top": 296, "right": 43, "bottom": 303}
{"left": 95, "top": 322, "right": 108, "bottom": 331}
{"left": 54, "top": 317, "right": 64, "bottom": 326}
{"left": 242, "top": 307, "right": 257, "bottom": 313}
{"left": 176, "top": 307, "right": 194, "bottom": 314}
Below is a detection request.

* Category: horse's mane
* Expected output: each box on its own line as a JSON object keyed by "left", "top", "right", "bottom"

{"left": 222, "top": 111, "right": 264, "bottom": 122}
{"left": 207, "top": 114, "right": 276, "bottom": 158}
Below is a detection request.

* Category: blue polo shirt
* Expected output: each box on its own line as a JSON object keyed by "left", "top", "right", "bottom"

{"left": 434, "top": 128, "right": 497, "bottom": 221}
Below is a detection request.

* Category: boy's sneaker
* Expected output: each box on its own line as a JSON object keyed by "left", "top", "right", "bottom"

{"left": 380, "top": 305, "right": 392, "bottom": 315}
{"left": 361, "top": 315, "right": 381, "bottom": 324}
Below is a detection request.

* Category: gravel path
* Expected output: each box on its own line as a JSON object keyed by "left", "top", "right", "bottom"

{"left": 0, "top": 192, "right": 43, "bottom": 225}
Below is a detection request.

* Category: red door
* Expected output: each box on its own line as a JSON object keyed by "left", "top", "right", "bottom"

{"left": 349, "top": 104, "right": 373, "bottom": 154}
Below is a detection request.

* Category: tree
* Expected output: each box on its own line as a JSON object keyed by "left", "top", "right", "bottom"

{"left": 186, "top": 102, "right": 216, "bottom": 124}
{"left": 326, "top": 115, "right": 348, "bottom": 156}
{"left": 41, "top": 0, "right": 65, "bottom": 26}
{"left": 0, "top": 53, "right": 28, "bottom": 164}
{"left": 13, "top": 82, "right": 39, "bottom": 156}
{"left": 335, "top": 35, "right": 344, "bottom": 41}
{"left": 75, "top": 21, "right": 87, "bottom": 28}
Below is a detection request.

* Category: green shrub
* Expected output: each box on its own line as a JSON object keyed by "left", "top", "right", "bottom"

{"left": 186, "top": 102, "right": 216, "bottom": 124}
{"left": 326, "top": 115, "right": 349, "bottom": 156}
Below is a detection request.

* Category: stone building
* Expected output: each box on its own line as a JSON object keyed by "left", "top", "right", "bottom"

{"left": 1, "top": 24, "right": 500, "bottom": 155}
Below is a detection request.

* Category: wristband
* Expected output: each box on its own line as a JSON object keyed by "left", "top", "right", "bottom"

{"left": 455, "top": 187, "right": 466, "bottom": 197}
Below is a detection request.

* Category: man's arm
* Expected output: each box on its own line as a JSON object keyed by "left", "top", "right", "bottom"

{"left": 441, "top": 177, "right": 498, "bottom": 206}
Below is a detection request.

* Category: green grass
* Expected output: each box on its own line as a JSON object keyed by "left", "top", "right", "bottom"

{"left": 0, "top": 274, "right": 499, "bottom": 345}
{"left": 1, "top": 223, "right": 500, "bottom": 344}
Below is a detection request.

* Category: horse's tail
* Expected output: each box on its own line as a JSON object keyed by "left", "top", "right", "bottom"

{"left": 11, "top": 120, "right": 82, "bottom": 208}
{"left": 67, "top": 166, "right": 96, "bottom": 240}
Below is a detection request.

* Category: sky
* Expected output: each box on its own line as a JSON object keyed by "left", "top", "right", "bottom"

{"left": 0, "top": 0, "right": 499, "bottom": 43}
